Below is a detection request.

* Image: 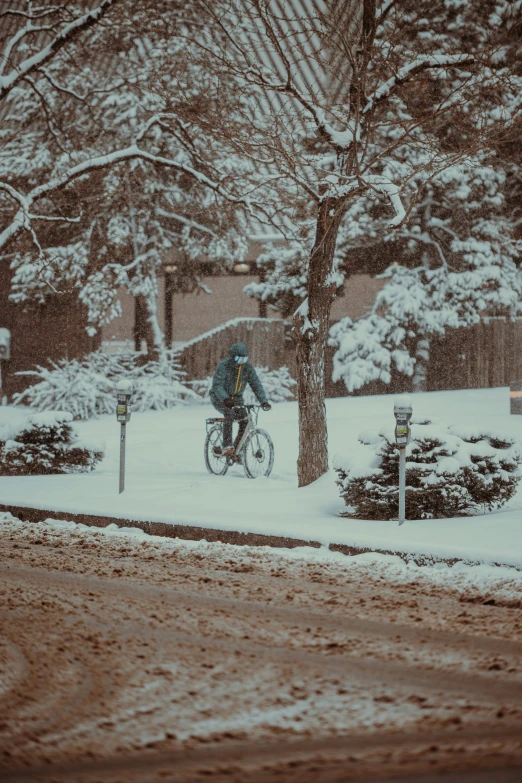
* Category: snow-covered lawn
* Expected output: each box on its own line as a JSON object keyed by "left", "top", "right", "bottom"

{"left": 1, "top": 387, "right": 521, "bottom": 568}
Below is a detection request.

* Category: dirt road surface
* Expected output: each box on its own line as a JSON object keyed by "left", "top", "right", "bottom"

{"left": 1, "top": 515, "right": 521, "bottom": 782}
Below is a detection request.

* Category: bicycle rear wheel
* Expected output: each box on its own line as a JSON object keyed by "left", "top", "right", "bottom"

{"left": 242, "top": 428, "right": 274, "bottom": 479}
{"left": 204, "top": 426, "right": 229, "bottom": 476}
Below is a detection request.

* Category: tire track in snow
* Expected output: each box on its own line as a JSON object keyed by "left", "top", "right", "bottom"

{"left": 2, "top": 564, "right": 521, "bottom": 705}
{"left": 2, "top": 724, "right": 522, "bottom": 782}
{"left": 4, "top": 562, "right": 522, "bottom": 656}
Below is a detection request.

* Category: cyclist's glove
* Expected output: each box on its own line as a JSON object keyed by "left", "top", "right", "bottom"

{"left": 261, "top": 402, "right": 271, "bottom": 411}
{"left": 224, "top": 397, "right": 235, "bottom": 409}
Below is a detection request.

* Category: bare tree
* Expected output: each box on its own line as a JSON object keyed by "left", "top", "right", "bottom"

{"left": 197, "top": 0, "right": 521, "bottom": 486}
{"left": 0, "top": 1, "right": 268, "bottom": 355}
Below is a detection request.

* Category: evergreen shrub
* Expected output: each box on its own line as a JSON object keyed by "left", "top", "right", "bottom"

{"left": 334, "top": 419, "right": 522, "bottom": 520}
{"left": 0, "top": 411, "right": 104, "bottom": 476}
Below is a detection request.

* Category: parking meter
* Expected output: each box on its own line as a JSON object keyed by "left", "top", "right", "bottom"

{"left": 0, "top": 328, "right": 11, "bottom": 403}
{"left": 393, "top": 396, "right": 412, "bottom": 526}
{"left": 116, "top": 380, "right": 133, "bottom": 493}
{"left": 116, "top": 380, "right": 133, "bottom": 424}
{"left": 394, "top": 398, "right": 412, "bottom": 447}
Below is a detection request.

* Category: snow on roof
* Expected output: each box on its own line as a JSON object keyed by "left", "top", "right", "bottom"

{"left": 241, "top": 0, "right": 359, "bottom": 113}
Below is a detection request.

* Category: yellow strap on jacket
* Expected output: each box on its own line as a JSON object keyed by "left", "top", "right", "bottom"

{"left": 233, "top": 365, "right": 243, "bottom": 395}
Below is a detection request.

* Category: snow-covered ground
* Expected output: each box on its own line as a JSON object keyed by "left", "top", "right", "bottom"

{"left": 1, "top": 387, "right": 521, "bottom": 568}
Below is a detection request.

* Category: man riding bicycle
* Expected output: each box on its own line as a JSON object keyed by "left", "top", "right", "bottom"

{"left": 210, "top": 342, "right": 271, "bottom": 457}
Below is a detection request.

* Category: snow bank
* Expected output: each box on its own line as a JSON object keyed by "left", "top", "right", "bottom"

{"left": 3, "top": 513, "right": 522, "bottom": 594}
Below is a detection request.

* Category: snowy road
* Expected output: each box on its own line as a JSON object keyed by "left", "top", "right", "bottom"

{"left": 1, "top": 516, "right": 522, "bottom": 782}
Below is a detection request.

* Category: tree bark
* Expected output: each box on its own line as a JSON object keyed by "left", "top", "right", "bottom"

{"left": 293, "top": 196, "right": 344, "bottom": 487}
{"left": 134, "top": 292, "right": 165, "bottom": 361}
{"left": 258, "top": 270, "right": 267, "bottom": 318}
{"left": 413, "top": 337, "right": 430, "bottom": 392}
{"left": 134, "top": 296, "right": 146, "bottom": 353}
{"left": 164, "top": 272, "right": 174, "bottom": 346}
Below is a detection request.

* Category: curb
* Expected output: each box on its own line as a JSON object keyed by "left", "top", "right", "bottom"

{"left": 1, "top": 503, "right": 519, "bottom": 571}
{"left": 0, "top": 503, "right": 324, "bottom": 552}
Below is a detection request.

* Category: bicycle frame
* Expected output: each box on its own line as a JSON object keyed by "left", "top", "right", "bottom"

{"left": 205, "top": 404, "right": 259, "bottom": 454}
{"left": 233, "top": 406, "right": 257, "bottom": 454}
{"left": 205, "top": 404, "right": 273, "bottom": 478}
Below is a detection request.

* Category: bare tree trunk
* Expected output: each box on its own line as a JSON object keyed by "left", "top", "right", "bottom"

{"left": 134, "top": 296, "right": 146, "bottom": 352}
{"left": 258, "top": 270, "right": 267, "bottom": 318}
{"left": 128, "top": 202, "right": 166, "bottom": 362}
{"left": 134, "top": 291, "right": 166, "bottom": 361}
{"left": 293, "top": 196, "right": 344, "bottom": 487}
{"left": 413, "top": 210, "right": 432, "bottom": 393}
{"left": 145, "top": 287, "right": 166, "bottom": 360}
{"left": 134, "top": 294, "right": 155, "bottom": 356}
{"left": 413, "top": 337, "right": 430, "bottom": 392}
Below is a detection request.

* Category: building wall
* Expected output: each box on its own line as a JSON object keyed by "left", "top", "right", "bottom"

{"left": 170, "top": 277, "right": 270, "bottom": 343}
{"left": 0, "top": 265, "right": 99, "bottom": 399}
{"left": 101, "top": 274, "right": 383, "bottom": 348}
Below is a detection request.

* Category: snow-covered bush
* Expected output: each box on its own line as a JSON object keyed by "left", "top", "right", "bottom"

{"left": 13, "top": 353, "right": 126, "bottom": 419}
{"left": 192, "top": 366, "right": 296, "bottom": 404}
{"left": 334, "top": 419, "right": 522, "bottom": 520}
{"left": 0, "top": 411, "right": 104, "bottom": 476}
{"left": 129, "top": 355, "right": 199, "bottom": 412}
{"left": 14, "top": 350, "right": 197, "bottom": 419}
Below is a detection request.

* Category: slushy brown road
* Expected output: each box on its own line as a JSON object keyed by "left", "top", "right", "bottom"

{"left": 1, "top": 516, "right": 521, "bottom": 782}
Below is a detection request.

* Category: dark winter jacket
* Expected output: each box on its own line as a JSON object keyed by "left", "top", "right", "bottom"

{"left": 210, "top": 342, "right": 268, "bottom": 407}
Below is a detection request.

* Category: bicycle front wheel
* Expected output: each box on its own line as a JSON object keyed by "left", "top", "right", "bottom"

{"left": 242, "top": 428, "right": 274, "bottom": 479}
{"left": 204, "top": 426, "right": 229, "bottom": 476}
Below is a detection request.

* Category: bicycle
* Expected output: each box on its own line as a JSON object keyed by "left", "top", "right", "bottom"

{"left": 204, "top": 404, "right": 274, "bottom": 479}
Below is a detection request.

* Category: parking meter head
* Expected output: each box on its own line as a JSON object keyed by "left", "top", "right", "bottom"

{"left": 393, "top": 396, "right": 412, "bottom": 447}
{"left": 116, "top": 379, "right": 133, "bottom": 423}
{"left": 0, "top": 328, "right": 11, "bottom": 360}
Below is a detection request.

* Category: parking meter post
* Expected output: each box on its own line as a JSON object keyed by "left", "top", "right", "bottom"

{"left": 398, "top": 447, "right": 406, "bottom": 526}
{"left": 393, "top": 396, "right": 413, "bottom": 527}
{"left": 116, "top": 380, "right": 133, "bottom": 495}
{"left": 119, "top": 423, "right": 126, "bottom": 494}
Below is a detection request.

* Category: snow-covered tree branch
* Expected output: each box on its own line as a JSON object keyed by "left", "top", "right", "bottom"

{"left": 0, "top": 125, "right": 261, "bottom": 254}
{"left": 363, "top": 53, "right": 476, "bottom": 115}
{"left": 0, "top": 0, "right": 121, "bottom": 103}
